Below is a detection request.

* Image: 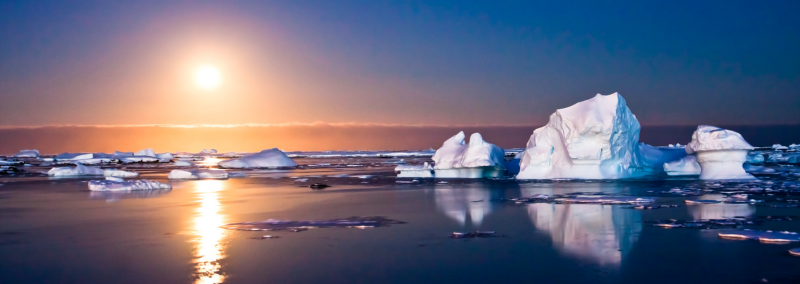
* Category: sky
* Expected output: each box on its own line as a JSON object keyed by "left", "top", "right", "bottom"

{"left": 1, "top": 0, "right": 799, "bottom": 127}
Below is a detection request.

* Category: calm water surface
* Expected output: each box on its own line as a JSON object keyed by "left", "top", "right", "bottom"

{"left": 1, "top": 159, "right": 799, "bottom": 284}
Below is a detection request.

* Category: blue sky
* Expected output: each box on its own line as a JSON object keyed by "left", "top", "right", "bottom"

{"left": 1, "top": 0, "right": 798, "bottom": 126}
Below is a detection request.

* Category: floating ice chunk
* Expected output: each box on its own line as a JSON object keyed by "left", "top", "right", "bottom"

{"left": 105, "top": 176, "right": 124, "bottom": 182}
{"left": 200, "top": 149, "right": 218, "bottom": 154}
{"left": 685, "top": 126, "right": 754, "bottom": 180}
{"left": 156, "top": 153, "right": 173, "bottom": 162}
{"left": 663, "top": 155, "right": 702, "bottom": 176}
{"left": 48, "top": 164, "right": 105, "bottom": 176}
{"left": 218, "top": 148, "right": 296, "bottom": 169}
{"left": 173, "top": 160, "right": 195, "bottom": 167}
{"left": 134, "top": 148, "right": 156, "bottom": 157}
{"left": 168, "top": 169, "right": 228, "bottom": 180}
{"left": 718, "top": 229, "right": 800, "bottom": 243}
{"left": 772, "top": 144, "right": 789, "bottom": 150}
{"left": 790, "top": 144, "right": 800, "bottom": 151}
{"left": 517, "top": 93, "right": 653, "bottom": 179}
{"left": 88, "top": 179, "right": 171, "bottom": 191}
{"left": 103, "top": 169, "right": 139, "bottom": 178}
{"left": 746, "top": 152, "right": 765, "bottom": 164}
{"left": 120, "top": 156, "right": 159, "bottom": 164}
{"left": 14, "top": 149, "right": 40, "bottom": 158}
{"left": 395, "top": 163, "right": 434, "bottom": 178}
{"left": 293, "top": 178, "right": 308, "bottom": 182}
{"left": 554, "top": 195, "right": 654, "bottom": 205}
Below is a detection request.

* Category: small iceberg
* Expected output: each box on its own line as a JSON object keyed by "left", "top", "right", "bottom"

{"left": 168, "top": 169, "right": 228, "bottom": 180}
{"left": 13, "top": 149, "right": 40, "bottom": 158}
{"left": 395, "top": 163, "right": 434, "bottom": 178}
{"left": 173, "top": 160, "right": 195, "bottom": 167}
{"left": 686, "top": 126, "right": 755, "bottom": 180}
{"left": 218, "top": 148, "right": 297, "bottom": 169}
{"left": 88, "top": 179, "right": 172, "bottom": 191}
{"left": 421, "top": 131, "right": 505, "bottom": 178}
{"left": 48, "top": 164, "right": 139, "bottom": 178}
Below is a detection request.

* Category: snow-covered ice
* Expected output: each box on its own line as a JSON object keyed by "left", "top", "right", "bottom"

{"left": 173, "top": 160, "right": 195, "bottom": 167}
{"left": 395, "top": 163, "right": 434, "bottom": 178}
{"left": 663, "top": 155, "right": 702, "bottom": 176}
{"left": 427, "top": 132, "right": 505, "bottom": 178}
{"left": 135, "top": 148, "right": 156, "bottom": 157}
{"left": 48, "top": 164, "right": 139, "bottom": 178}
{"left": 13, "top": 149, "right": 40, "bottom": 158}
{"left": 686, "top": 125, "right": 754, "bottom": 180}
{"left": 88, "top": 179, "right": 172, "bottom": 191}
{"left": 48, "top": 164, "right": 105, "bottom": 176}
{"left": 168, "top": 169, "right": 229, "bottom": 180}
{"left": 517, "top": 92, "right": 676, "bottom": 180}
{"left": 217, "top": 148, "right": 297, "bottom": 169}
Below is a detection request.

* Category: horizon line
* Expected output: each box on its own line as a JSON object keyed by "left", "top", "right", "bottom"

{"left": 1, "top": 122, "right": 800, "bottom": 130}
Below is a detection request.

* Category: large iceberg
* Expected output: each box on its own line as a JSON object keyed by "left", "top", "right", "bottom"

{"left": 426, "top": 132, "right": 506, "bottom": 178}
{"left": 13, "top": 149, "right": 40, "bottom": 158}
{"left": 686, "top": 126, "right": 754, "bottom": 180}
{"left": 168, "top": 169, "right": 228, "bottom": 180}
{"left": 517, "top": 93, "right": 667, "bottom": 179}
{"left": 218, "top": 148, "right": 297, "bottom": 169}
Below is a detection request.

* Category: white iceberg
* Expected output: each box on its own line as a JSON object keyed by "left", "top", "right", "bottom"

{"left": 156, "top": 153, "right": 173, "bottom": 162}
{"left": 173, "top": 160, "right": 195, "bottom": 167}
{"left": 663, "top": 155, "right": 701, "bottom": 176}
{"left": 48, "top": 164, "right": 139, "bottom": 178}
{"left": 517, "top": 93, "right": 664, "bottom": 180}
{"left": 135, "top": 148, "right": 156, "bottom": 157}
{"left": 168, "top": 169, "right": 229, "bottom": 180}
{"left": 14, "top": 149, "right": 40, "bottom": 158}
{"left": 772, "top": 144, "right": 789, "bottom": 150}
{"left": 395, "top": 163, "right": 434, "bottom": 178}
{"left": 217, "top": 148, "right": 297, "bottom": 169}
{"left": 686, "top": 125, "right": 754, "bottom": 180}
{"left": 200, "top": 149, "right": 218, "bottom": 154}
{"left": 429, "top": 132, "right": 506, "bottom": 178}
{"left": 88, "top": 179, "right": 172, "bottom": 191}
{"left": 103, "top": 169, "right": 139, "bottom": 178}
{"left": 48, "top": 164, "right": 105, "bottom": 176}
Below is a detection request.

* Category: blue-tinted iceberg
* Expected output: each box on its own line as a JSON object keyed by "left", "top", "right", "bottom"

{"left": 686, "top": 126, "right": 754, "bottom": 180}
{"left": 663, "top": 155, "right": 702, "bottom": 176}
{"left": 517, "top": 93, "right": 674, "bottom": 179}
{"left": 218, "top": 148, "right": 296, "bottom": 169}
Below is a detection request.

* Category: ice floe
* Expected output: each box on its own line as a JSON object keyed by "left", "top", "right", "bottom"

{"left": 88, "top": 179, "right": 172, "bottom": 191}
{"left": 218, "top": 148, "right": 296, "bottom": 169}
{"left": 168, "top": 169, "right": 228, "bottom": 180}
{"left": 13, "top": 149, "right": 40, "bottom": 158}
{"left": 173, "top": 160, "right": 195, "bottom": 167}
{"left": 48, "top": 164, "right": 139, "bottom": 178}
{"left": 686, "top": 126, "right": 755, "bottom": 180}
{"left": 718, "top": 229, "right": 800, "bottom": 243}
{"left": 395, "top": 163, "right": 434, "bottom": 178}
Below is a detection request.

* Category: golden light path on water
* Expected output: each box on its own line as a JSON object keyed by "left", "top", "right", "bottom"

{"left": 189, "top": 180, "right": 228, "bottom": 284}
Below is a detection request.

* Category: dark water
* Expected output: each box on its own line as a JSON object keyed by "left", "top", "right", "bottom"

{"left": 1, "top": 159, "right": 800, "bottom": 284}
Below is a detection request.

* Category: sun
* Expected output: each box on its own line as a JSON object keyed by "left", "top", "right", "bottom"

{"left": 194, "top": 66, "right": 222, "bottom": 89}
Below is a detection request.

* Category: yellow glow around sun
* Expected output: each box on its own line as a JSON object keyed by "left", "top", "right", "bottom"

{"left": 194, "top": 66, "right": 221, "bottom": 89}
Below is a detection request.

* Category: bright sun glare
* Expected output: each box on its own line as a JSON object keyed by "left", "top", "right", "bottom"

{"left": 194, "top": 66, "right": 221, "bottom": 89}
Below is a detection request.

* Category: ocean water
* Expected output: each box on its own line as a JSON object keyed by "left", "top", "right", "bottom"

{"left": 2, "top": 155, "right": 800, "bottom": 284}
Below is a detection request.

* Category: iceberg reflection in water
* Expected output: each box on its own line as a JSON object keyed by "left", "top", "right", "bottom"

{"left": 527, "top": 203, "right": 641, "bottom": 266}
{"left": 434, "top": 185, "right": 502, "bottom": 227}
{"left": 186, "top": 180, "right": 229, "bottom": 284}
{"left": 689, "top": 195, "right": 755, "bottom": 220}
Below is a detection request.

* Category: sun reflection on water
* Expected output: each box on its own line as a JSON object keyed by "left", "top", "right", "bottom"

{"left": 189, "top": 180, "right": 228, "bottom": 284}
